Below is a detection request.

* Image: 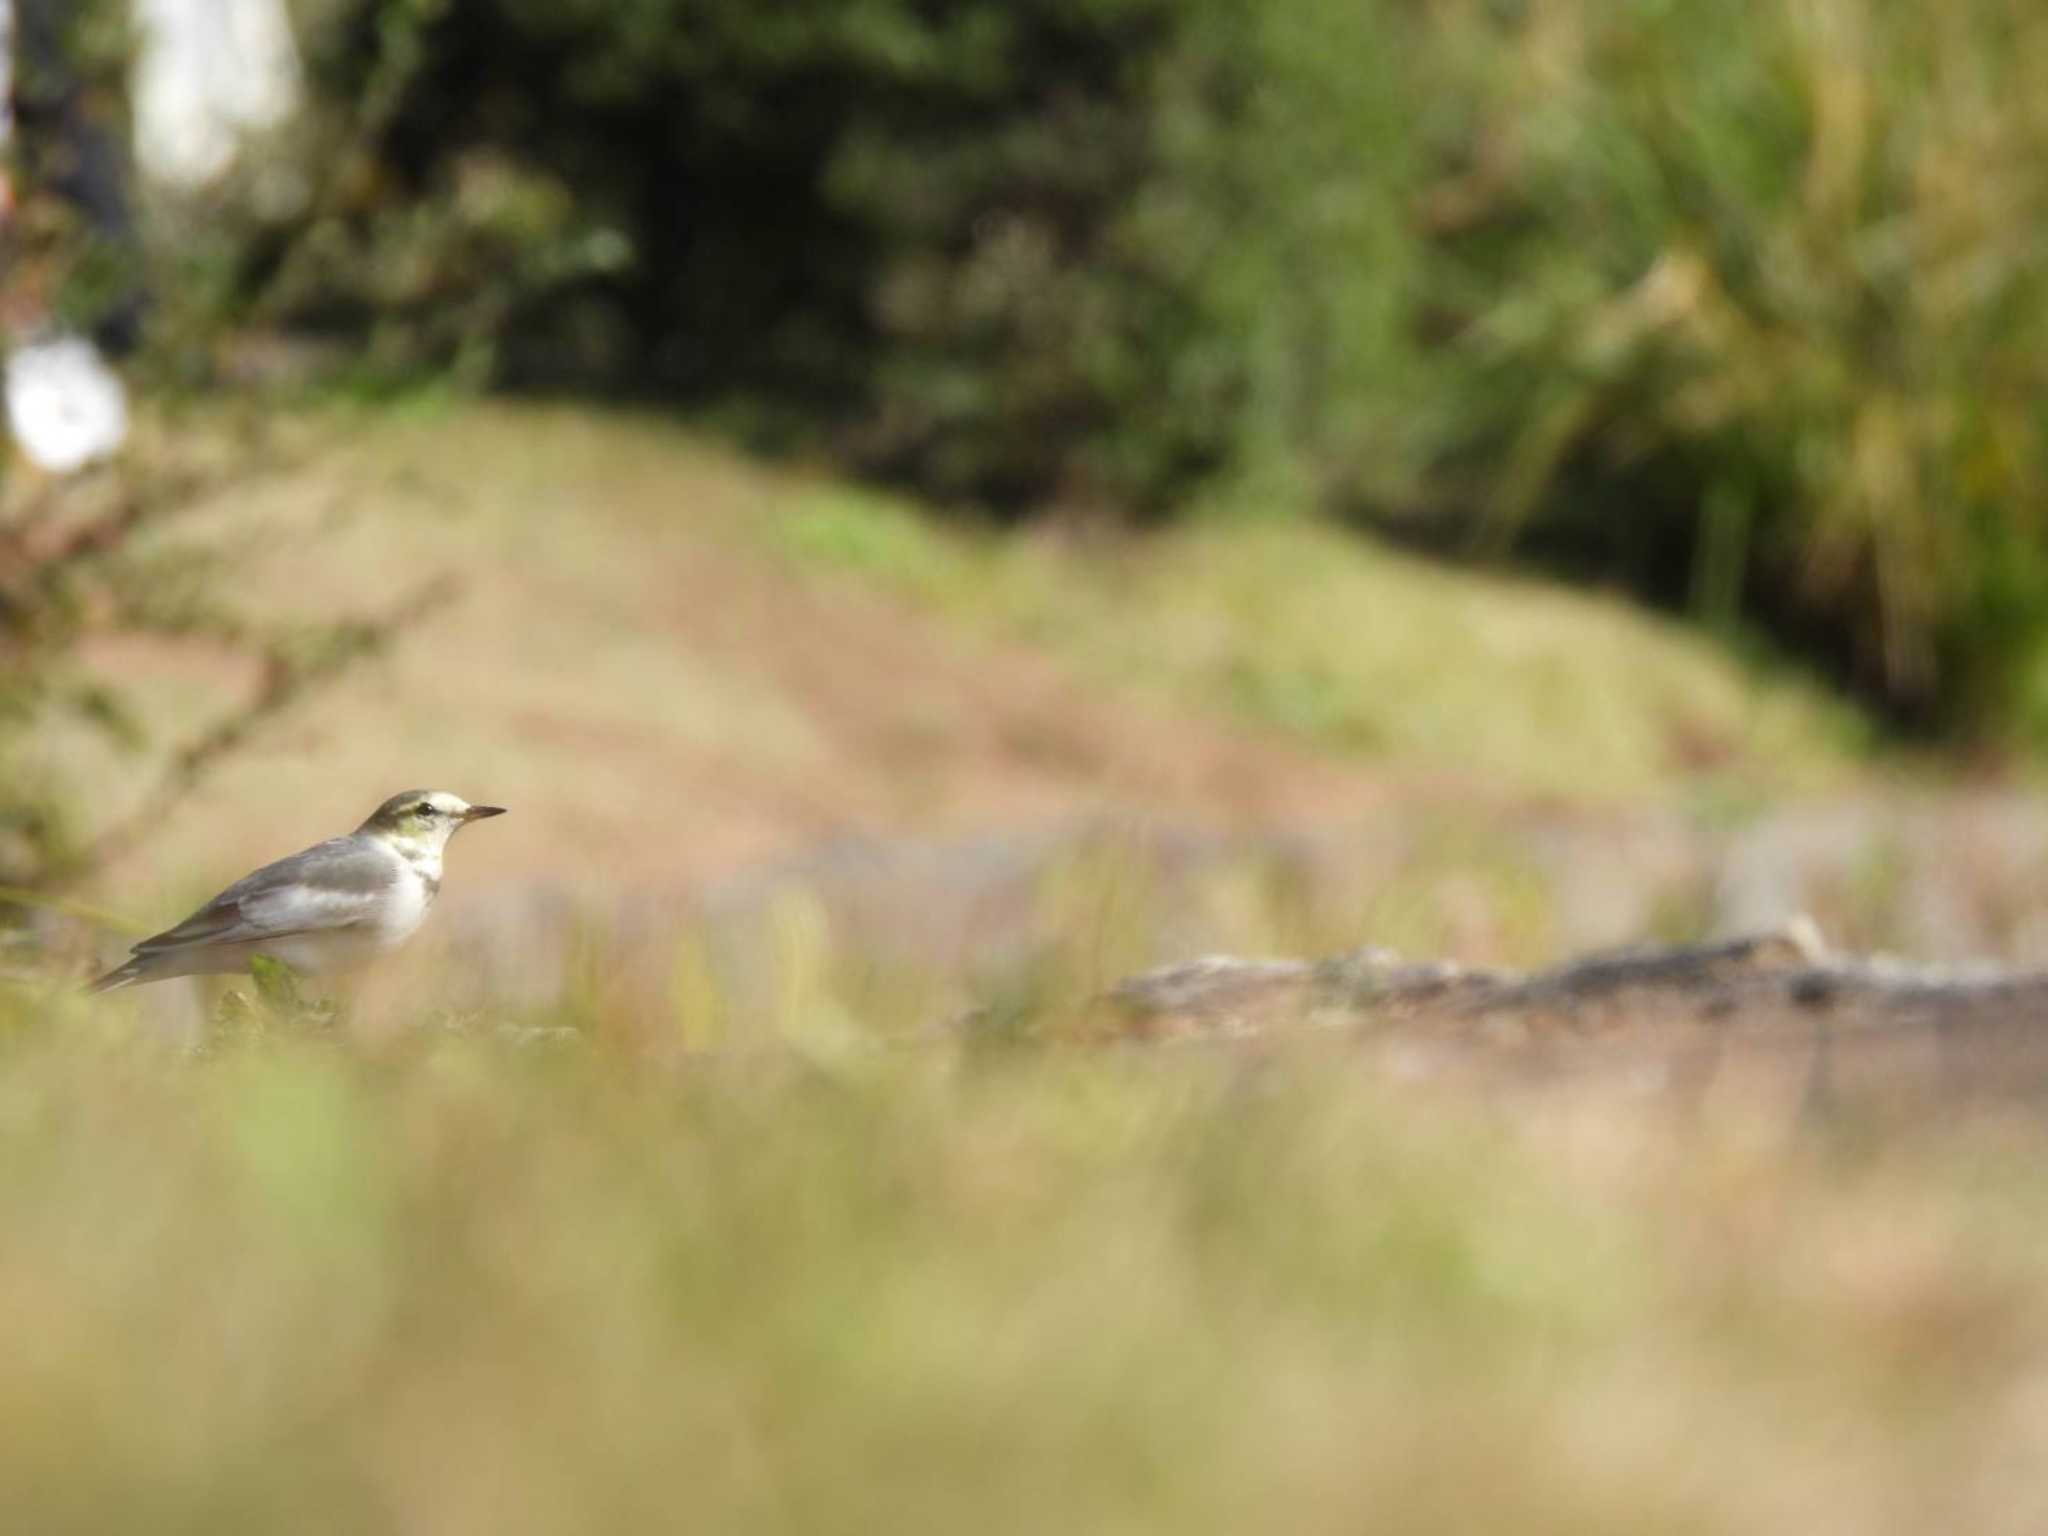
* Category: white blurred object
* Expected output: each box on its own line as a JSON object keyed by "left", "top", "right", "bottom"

{"left": 131, "top": 0, "right": 303, "bottom": 188}
{"left": 5, "top": 336, "right": 130, "bottom": 474}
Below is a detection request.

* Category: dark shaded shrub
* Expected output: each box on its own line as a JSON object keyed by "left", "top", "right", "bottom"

{"left": 272, "top": 0, "right": 1299, "bottom": 510}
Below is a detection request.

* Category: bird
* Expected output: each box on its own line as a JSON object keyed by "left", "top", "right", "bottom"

{"left": 87, "top": 790, "right": 506, "bottom": 993}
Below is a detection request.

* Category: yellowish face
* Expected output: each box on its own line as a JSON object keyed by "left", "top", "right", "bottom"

{"left": 363, "top": 791, "right": 506, "bottom": 844}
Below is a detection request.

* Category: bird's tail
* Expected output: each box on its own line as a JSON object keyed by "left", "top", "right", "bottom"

{"left": 84, "top": 958, "right": 144, "bottom": 994}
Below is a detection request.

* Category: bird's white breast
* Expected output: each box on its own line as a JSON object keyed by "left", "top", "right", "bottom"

{"left": 275, "top": 844, "right": 438, "bottom": 973}
{"left": 375, "top": 851, "right": 440, "bottom": 948}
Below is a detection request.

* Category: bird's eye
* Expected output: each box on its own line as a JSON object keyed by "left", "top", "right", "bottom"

{"left": 414, "top": 804, "right": 436, "bottom": 817}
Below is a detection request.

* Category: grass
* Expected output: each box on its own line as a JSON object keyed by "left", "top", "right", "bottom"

{"left": 772, "top": 480, "right": 1872, "bottom": 801}
{"left": 6, "top": 1000, "right": 2048, "bottom": 1534}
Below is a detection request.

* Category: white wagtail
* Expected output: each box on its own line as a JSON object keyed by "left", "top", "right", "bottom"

{"left": 88, "top": 790, "right": 506, "bottom": 993}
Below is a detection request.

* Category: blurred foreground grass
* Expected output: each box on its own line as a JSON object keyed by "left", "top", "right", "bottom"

{"left": 6, "top": 1000, "right": 2048, "bottom": 1534}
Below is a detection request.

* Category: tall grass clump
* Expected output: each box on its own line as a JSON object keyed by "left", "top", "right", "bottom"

{"left": 1409, "top": 0, "right": 2048, "bottom": 735}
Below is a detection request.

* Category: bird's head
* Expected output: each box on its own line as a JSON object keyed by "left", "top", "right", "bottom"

{"left": 359, "top": 789, "right": 506, "bottom": 855}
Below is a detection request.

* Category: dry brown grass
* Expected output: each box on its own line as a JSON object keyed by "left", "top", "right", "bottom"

{"left": 4, "top": 1010, "right": 2048, "bottom": 1535}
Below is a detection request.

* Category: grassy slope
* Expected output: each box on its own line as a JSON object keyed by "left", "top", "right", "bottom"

{"left": 59, "top": 400, "right": 1863, "bottom": 923}
{"left": 773, "top": 481, "right": 1868, "bottom": 800}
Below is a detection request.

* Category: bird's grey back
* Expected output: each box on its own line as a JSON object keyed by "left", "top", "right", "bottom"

{"left": 133, "top": 835, "right": 402, "bottom": 955}
{"left": 217, "top": 836, "right": 401, "bottom": 903}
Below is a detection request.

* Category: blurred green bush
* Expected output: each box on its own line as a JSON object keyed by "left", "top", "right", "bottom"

{"left": 274, "top": 0, "right": 1347, "bottom": 513}
{"left": 1418, "top": 0, "right": 2048, "bottom": 737}
{"left": 257, "top": 0, "right": 2048, "bottom": 739}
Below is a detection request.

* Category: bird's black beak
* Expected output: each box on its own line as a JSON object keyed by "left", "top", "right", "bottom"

{"left": 464, "top": 805, "right": 508, "bottom": 821}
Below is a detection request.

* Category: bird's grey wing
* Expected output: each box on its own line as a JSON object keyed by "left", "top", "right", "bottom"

{"left": 131, "top": 838, "right": 399, "bottom": 956}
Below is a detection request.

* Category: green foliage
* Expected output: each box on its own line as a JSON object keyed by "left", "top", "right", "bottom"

{"left": 248, "top": 953, "right": 305, "bottom": 1014}
{"left": 1415, "top": 0, "right": 2048, "bottom": 737}
{"left": 208, "top": 957, "right": 341, "bottom": 1044}
{"left": 774, "top": 486, "right": 974, "bottom": 601}
{"left": 270, "top": 0, "right": 1417, "bottom": 512}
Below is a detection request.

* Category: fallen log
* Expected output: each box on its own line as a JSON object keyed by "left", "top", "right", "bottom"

{"left": 1107, "top": 919, "right": 2048, "bottom": 1112}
